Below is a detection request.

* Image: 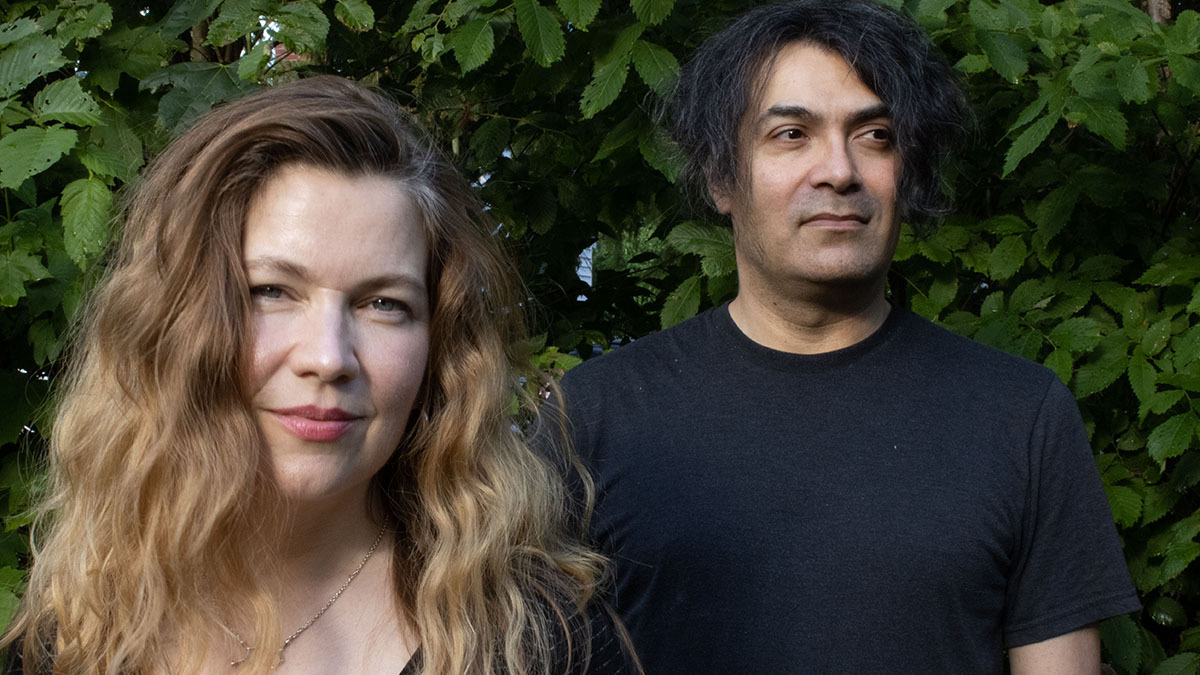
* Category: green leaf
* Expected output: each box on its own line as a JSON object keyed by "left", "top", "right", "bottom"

{"left": 1066, "top": 96, "right": 1127, "bottom": 150}
{"left": 1050, "top": 317, "right": 1101, "bottom": 353}
{"left": 56, "top": 3, "right": 114, "bottom": 44}
{"left": 0, "top": 588, "right": 18, "bottom": 635}
{"left": 1031, "top": 184, "right": 1077, "bottom": 243}
{"left": 88, "top": 108, "right": 144, "bottom": 183}
{"left": 469, "top": 117, "right": 510, "bottom": 164}
{"left": 402, "top": 0, "right": 438, "bottom": 32}
{"left": 33, "top": 77, "right": 102, "bottom": 126}
{"left": 0, "top": 125, "right": 77, "bottom": 190}
{"left": 275, "top": 0, "right": 330, "bottom": 54}
{"left": 0, "top": 247, "right": 49, "bottom": 307}
{"left": 158, "top": 0, "right": 223, "bottom": 38}
{"left": 1147, "top": 413, "right": 1198, "bottom": 464}
{"left": 1075, "top": 255, "right": 1127, "bottom": 282}
{"left": 976, "top": 29, "right": 1028, "bottom": 83}
{"left": 29, "top": 318, "right": 60, "bottom": 365}
{"left": 631, "top": 0, "right": 674, "bottom": 26}
{"left": 1177, "top": 326, "right": 1200, "bottom": 367}
{"left": 1127, "top": 354, "right": 1156, "bottom": 406}
{"left": 556, "top": 0, "right": 601, "bottom": 30}
{"left": 1008, "top": 94, "right": 1047, "bottom": 133}
{"left": 1072, "top": 337, "right": 1128, "bottom": 398}
{"left": 60, "top": 176, "right": 113, "bottom": 269}
{"left": 1189, "top": 285, "right": 1200, "bottom": 315}
{"left": 968, "top": 0, "right": 1009, "bottom": 30}
{"left": 581, "top": 57, "right": 630, "bottom": 119}
{"left": 514, "top": 0, "right": 565, "bottom": 68}
{"left": 206, "top": 0, "right": 263, "bottom": 47}
{"left": 632, "top": 40, "right": 679, "bottom": 97}
{"left": 1141, "top": 318, "right": 1173, "bottom": 357}
{"left": 235, "top": 40, "right": 271, "bottom": 81}
{"left": 0, "top": 18, "right": 39, "bottom": 48}
{"left": 335, "top": 0, "right": 375, "bottom": 31}
{"left": 1149, "top": 596, "right": 1187, "bottom": 627}
{"left": 1044, "top": 349, "right": 1073, "bottom": 384}
{"left": 915, "top": 0, "right": 957, "bottom": 26}
{"left": 1150, "top": 652, "right": 1200, "bottom": 675}
{"left": 1141, "top": 484, "right": 1180, "bottom": 526}
{"left": 1100, "top": 614, "right": 1141, "bottom": 675}
{"left": 1136, "top": 258, "right": 1200, "bottom": 287}
{"left": 1003, "top": 113, "right": 1057, "bottom": 176}
{"left": 667, "top": 221, "right": 734, "bottom": 259}
{"left": 1115, "top": 55, "right": 1151, "bottom": 104}
{"left": 451, "top": 18, "right": 495, "bottom": 73}
{"left": 1161, "top": 538, "right": 1200, "bottom": 584}
{"left": 638, "top": 126, "right": 684, "bottom": 183}
{"left": 592, "top": 112, "right": 642, "bottom": 161}
{"left": 955, "top": 53, "right": 989, "bottom": 74}
{"left": 1104, "top": 484, "right": 1141, "bottom": 528}
{"left": 1162, "top": 10, "right": 1200, "bottom": 55}
{"left": 0, "top": 34, "right": 67, "bottom": 99}
{"left": 988, "top": 235, "right": 1027, "bottom": 281}
{"left": 661, "top": 275, "right": 701, "bottom": 329}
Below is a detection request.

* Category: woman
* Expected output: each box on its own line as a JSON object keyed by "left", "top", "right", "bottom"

{"left": 3, "top": 76, "right": 630, "bottom": 674}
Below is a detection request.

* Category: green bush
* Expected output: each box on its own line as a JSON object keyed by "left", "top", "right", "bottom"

{"left": 0, "top": 1, "right": 1196, "bottom": 670}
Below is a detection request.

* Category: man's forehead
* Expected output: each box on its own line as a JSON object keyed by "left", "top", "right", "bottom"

{"left": 750, "top": 42, "right": 885, "bottom": 119}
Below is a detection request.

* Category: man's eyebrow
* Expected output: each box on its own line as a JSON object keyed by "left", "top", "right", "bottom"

{"left": 244, "top": 256, "right": 427, "bottom": 293}
{"left": 758, "top": 103, "right": 891, "bottom": 129}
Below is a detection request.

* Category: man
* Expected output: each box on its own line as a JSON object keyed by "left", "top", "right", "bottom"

{"left": 559, "top": 1, "right": 1140, "bottom": 672}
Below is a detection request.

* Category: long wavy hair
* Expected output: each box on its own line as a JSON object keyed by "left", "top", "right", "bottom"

{"left": 4, "top": 76, "right": 605, "bottom": 675}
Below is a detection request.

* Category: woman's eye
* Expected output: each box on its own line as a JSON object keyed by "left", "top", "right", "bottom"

{"left": 370, "top": 297, "right": 406, "bottom": 313}
{"left": 250, "top": 285, "right": 283, "bottom": 299}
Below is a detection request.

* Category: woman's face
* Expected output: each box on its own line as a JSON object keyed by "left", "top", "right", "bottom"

{"left": 243, "top": 165, "right": 430, "bottom": 505}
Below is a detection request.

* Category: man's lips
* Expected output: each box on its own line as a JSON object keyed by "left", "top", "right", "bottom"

{"left": 267, "top": 406, "right": 361, "bottom": 441}
{"left": 801, "top": 213, "right": 868, "bottom": 228}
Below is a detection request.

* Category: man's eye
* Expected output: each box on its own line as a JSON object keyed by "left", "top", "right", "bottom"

{"left": 250, "top": 285, "right": 283, "bottom": 299}
{"left": 864, "top": 128, "right": 892, "bottom": 142}
{"left": 780, "top": 129, "right": 806, "bottom": 140}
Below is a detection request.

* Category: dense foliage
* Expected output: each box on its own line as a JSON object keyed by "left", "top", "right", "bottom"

{"left": 0, "top": 0, "right": 1197, "bottom": 671}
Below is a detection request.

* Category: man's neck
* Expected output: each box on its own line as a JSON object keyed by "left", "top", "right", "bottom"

{"left": 728, "top": 287, "right": 892, "bottom": 355}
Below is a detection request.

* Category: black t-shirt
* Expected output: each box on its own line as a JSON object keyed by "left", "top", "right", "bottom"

{"left": 560, "top": 304, "right": 1140, "bottom": 674}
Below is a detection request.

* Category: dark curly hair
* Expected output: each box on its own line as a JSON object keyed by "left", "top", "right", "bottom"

{"left": 669, "top": 0, "right": 968, "bottom": 221}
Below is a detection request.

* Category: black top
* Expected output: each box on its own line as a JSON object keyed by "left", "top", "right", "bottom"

{"left": 561, "top": 304, "right": 1140, "bottom": 674}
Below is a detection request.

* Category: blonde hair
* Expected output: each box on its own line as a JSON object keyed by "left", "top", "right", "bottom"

{"left": 5, "top": 76, "right": 606, "bottom": 675}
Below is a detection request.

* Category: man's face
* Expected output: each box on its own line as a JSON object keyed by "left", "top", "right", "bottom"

{"left": 715, "top": 42, "right": 901, "bottom": 293}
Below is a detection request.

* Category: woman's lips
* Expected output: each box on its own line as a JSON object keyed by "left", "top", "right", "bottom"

{"left": 268, "top": 406, "right": 359, "bottom": 441}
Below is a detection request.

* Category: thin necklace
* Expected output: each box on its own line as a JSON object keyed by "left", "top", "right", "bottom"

{"left": 228, "top": 522, "right": 388, "bottom": 668}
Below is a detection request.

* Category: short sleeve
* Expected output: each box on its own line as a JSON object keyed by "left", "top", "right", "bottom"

{"left": 1003, "top": 377, "right": 1142, "bottom": 647}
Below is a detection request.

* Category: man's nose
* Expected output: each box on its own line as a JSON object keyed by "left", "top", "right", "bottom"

{"left": 291, "top": 302, "right": 360, "bottom": 383}
{"left": 809, "top": 138, "right": 861, "bottom": 193}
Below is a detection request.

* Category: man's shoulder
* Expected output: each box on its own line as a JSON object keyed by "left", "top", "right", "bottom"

{"left": 893, "top": 309, "right": 1063, "bottom": 400}
{"left": 562, "top": 308, "right": 715, "bottom": 389}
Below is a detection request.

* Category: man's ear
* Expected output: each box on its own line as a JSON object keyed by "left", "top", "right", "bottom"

{"left": 708, "top": 178, "right": 734, "bottom": 215}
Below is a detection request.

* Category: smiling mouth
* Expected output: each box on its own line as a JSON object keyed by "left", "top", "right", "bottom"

{"left": 269, "top": 406, "right": 360, "bottom": 441}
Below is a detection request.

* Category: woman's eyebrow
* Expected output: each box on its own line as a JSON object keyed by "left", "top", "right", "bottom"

{"left": 244, "top": 256, "right": 427, "bottom": 294}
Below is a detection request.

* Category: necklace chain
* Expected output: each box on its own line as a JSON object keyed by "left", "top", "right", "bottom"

{"left": 229, "top": 522, "right": 388, "bottom": 668}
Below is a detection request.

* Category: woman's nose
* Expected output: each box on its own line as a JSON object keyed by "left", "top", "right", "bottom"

{"left": 290, "top": 301, "right": 360, "bottom": 383}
